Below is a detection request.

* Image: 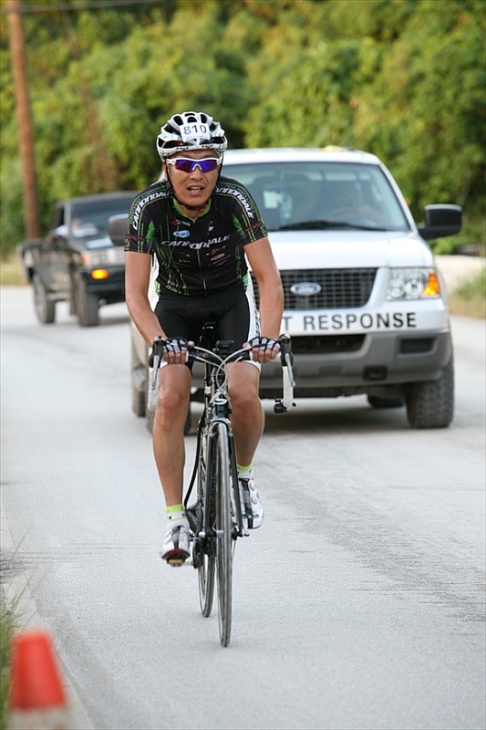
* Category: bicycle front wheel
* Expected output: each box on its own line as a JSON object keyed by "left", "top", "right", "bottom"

{"left": 214, "top": 422, "right": 233, "bottom": 647}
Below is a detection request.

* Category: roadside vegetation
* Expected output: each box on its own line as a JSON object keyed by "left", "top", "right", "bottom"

{"left": 0, "top": 0, "right": 484, "bottom": 257}
{"left": 0, "top": 604, "right": 15, "bottom": 730}
{"left": 448, "top": 268, "right": 486, "bottom": 319}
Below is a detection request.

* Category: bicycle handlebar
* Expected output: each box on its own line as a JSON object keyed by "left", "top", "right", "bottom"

{"left": 150, "top": 334, "right": 296, "bottom": 413}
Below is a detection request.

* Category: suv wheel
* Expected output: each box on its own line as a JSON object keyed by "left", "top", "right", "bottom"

{"left": 405, "top": 357, "right": 454, "bottom": 429}
{"left": 131, "top": 339, "right": 147, "bottom": 418}
{"left": 33, "top": 273, "right": 56, "bottom": 324}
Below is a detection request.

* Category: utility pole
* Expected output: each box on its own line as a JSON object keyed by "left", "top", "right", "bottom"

{"left": 7, "top": 0, "right": 40, "bottom": 239}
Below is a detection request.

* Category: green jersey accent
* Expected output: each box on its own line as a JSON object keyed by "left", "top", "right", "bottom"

{"left": 125, "top": 176, "right": 267, "bottom": 297}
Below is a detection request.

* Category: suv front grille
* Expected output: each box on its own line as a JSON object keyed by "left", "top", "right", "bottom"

{"left": 251, "top": 268, "right": 377, "bottom": 310}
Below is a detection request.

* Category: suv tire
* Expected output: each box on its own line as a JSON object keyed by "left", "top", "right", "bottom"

{"left": 405, "top": 357, "right": 454, "bottom": 429}
{"left": 131, "top": 339, "right": 147, "bottom": 418}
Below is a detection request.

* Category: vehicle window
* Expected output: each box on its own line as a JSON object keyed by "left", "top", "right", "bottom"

{"left": 50, "top": 207, "right": 64, "bottom": 230}
{"left": 222, "top": 161, "right": 410, "bottom": 232}
{"left": 70, "top": 197, "right": 134, "bottom": 238}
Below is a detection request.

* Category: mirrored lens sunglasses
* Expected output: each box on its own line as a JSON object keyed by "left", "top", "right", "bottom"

{"left": 166, "top": 157, "right": 222, "bottom": 173}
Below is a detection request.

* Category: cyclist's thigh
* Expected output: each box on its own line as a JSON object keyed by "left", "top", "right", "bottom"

{"left": 154, "top": 294, "right": 198, "bottom": 340}
{"left": 158, "top": 364, "right": 192, "bottom": 409}
{"left": 215, "top": 284, "right": 259, "bottom": 347}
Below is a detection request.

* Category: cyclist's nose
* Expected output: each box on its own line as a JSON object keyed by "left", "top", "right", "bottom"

{"left": 188, "top": 165, "right": 204, "bottom": 179}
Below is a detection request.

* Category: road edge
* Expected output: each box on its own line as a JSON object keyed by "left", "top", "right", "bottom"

{"left": 1, "top": 494, "right": 95, "bottom": 730}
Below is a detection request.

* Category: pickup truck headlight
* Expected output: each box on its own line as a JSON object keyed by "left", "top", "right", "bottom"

{"left": 386, "top": 268, "right": 441, "bottom": 300}
{"left": 80, "top": 248, "right": 125, "bottom": 267}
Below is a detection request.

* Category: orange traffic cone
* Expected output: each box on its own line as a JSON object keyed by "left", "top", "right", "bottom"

{"left": 8, "top": 629, "right": 69, "bottom": 730}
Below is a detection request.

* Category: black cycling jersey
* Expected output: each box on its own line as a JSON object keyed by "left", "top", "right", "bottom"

{"left": 124, "top": 175, "right": 267, "bottom": 297}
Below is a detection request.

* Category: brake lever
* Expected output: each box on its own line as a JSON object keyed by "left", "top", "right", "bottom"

{"left": 151, "top": 336, "right": 165, "bottom": 388}
{"left": 274, "top": 334, "right": 296, "bottom": 414}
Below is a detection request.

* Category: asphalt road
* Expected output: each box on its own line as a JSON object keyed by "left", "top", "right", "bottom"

{"left": 1, "top": 287, "right": 485, "bottom": 730}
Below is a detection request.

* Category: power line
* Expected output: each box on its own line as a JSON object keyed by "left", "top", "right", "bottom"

{"left": 2, "top": 0, "right": 162, "bottom": 13}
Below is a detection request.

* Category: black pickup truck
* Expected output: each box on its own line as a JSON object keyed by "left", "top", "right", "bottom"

{"left": 17, "top": 192, "right": 136, "bottom": 327}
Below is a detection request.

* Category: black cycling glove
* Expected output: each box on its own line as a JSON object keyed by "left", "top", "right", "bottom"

{"left": 164, "top": 337, "right": 188, "bottom": 355}
{"left": 249, "top": 336, "right": 280, "bottom": 352}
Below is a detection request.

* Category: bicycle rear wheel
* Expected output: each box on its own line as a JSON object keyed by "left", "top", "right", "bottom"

{"left": 197, "top": 439, "right": 215, "bottom": 617}
{"left": 214, "top": 422, "right": 233, "bottom": 646}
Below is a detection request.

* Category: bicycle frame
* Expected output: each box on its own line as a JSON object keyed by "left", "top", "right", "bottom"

{"left": 184, "top": 337, "right": 246, "bottom": 541}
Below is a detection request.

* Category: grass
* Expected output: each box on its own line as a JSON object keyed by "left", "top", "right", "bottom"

{"left": 448, "top": 267, "right": 486, "bottom": 318}
{"left": 0, "top": 603, "right": 15, "bottom": 730}
{"left": 0, "top": 254, "right": 26, "bottom": 287}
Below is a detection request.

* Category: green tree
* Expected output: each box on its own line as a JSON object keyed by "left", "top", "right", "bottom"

{"left": 1, "top": 0, "right": 484, "bottom": 255}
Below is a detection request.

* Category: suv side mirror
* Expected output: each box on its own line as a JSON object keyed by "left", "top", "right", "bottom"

{"left": 418, "top": 204, "right": 462, "bottom": 240}
{"left": 108, "top": 214, "right": 128, "bottom": 246}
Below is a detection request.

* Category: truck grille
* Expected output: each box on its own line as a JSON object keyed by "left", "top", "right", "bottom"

{"left": 251, "top": 268, "right": 377, "bottom": 310}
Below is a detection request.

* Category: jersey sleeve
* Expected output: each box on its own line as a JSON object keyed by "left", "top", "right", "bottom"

{"left": 217, "top": 177, "right": 268, "bottom": 245}
{"left": 124, "top": 184, "right": 163, "bottom": 254}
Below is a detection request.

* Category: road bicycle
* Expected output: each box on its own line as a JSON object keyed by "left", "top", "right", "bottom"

{"left": 151, "top": 326, "right": 295, "bottom": 646}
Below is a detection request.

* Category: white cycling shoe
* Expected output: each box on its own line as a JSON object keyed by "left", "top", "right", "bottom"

{"left": 239, "top": 477, "right": 264, "bottom": 529}
{"left": 161, "top": 522, "right": 190, "bottom": 566}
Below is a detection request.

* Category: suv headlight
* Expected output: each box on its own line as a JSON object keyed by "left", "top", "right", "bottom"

{"left": 387, "top": 268, "right": 441, "bottom": 300}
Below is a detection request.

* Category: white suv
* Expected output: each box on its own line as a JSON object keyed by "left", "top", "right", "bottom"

{"left": 129, "top": 147, "right": 462, "bottom": 429}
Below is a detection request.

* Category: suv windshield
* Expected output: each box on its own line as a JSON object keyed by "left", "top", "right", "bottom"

{"left": 222, "top": 161, "right": 410, "bottom": 233}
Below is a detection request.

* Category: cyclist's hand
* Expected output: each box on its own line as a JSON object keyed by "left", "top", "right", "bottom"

{"left": 246, "top": 336, "right": 281, "bottom": 363}
{"left": 163, "top": 337, "right": 189, "bottom": 365}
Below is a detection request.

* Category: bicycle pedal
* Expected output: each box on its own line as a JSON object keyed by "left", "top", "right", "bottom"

{"left": 165, "top": 556, "right": 186, "bottom": 567}
{"left": 161, "top": 550, "right": 189, "bottom": 567}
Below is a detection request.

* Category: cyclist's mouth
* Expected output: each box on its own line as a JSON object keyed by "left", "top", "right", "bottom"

{"left": 187, "top": 185, "right": 205, "bottom": 197}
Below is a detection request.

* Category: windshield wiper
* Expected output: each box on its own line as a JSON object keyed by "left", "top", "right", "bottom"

{"left": 273, "top": 219, "right": 388, "bottom": 232}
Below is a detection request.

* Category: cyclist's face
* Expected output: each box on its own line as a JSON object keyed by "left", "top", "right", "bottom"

{"left": 166, "top": 149, "right": 220, "bottom": 213}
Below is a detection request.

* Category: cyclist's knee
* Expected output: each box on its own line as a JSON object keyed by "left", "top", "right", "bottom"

{"left": 228, "top": 379, "right": 260, "bottom": 413}
{"left": 158, "top": 367, "right": 191, "bottom": 416}
{"left": 228, "top": 364, "right": 259, "bottom": 404}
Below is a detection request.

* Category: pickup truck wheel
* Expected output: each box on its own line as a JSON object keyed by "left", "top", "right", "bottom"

{"left": 33, "top": 273, "right": 56, "bottom": 324}
{"left": 405, "top": 357, "right": 454, "bottom": 429}
{"left": 74, "top": 274, "right": 99, "bottom": 327}
{"left": 367, "top": 395, "right": 405, "bottom": 409}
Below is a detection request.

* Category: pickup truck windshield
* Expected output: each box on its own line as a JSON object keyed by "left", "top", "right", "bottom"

{"left": 69, "top": 196, "right": 136, "bottom": 238}
{"left": 222, "top": 161, "right": 410, "bottom": 233}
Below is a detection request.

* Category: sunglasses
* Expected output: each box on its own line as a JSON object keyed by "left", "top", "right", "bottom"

{"left": 166, "top": 157, "right": 222, "bottom": 173}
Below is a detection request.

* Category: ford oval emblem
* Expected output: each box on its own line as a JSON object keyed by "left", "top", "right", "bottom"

{"left": 290, "top": 282, "right": 321, "bottom": 296}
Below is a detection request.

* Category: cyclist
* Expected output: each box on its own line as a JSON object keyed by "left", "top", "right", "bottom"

{"left": 124, "top": 111, "right": 284, "bottom": 565}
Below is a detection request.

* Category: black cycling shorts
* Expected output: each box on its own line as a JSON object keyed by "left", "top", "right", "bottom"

{"left": 154, "top": 281, "right": 260, "bottom": 351}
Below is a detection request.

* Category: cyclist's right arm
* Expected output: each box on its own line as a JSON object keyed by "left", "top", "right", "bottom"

{"left": 125, "top": 251, "right": 189, "bottom": 366}
{"left": 125, "top": 251, "right": 165, "bottom": 345}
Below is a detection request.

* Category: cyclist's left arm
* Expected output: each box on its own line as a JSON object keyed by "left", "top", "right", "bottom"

{"left": 245, "top": 236, "right": 284, "bottom": 363}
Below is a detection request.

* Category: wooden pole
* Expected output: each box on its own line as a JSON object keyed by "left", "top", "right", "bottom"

{"left": 6, "top": 0, "right": 40, "bottom": 239}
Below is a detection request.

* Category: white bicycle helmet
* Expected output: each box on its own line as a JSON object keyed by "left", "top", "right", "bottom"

{"left": 156, "top": 111, "right": 228, "bottom": 159}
